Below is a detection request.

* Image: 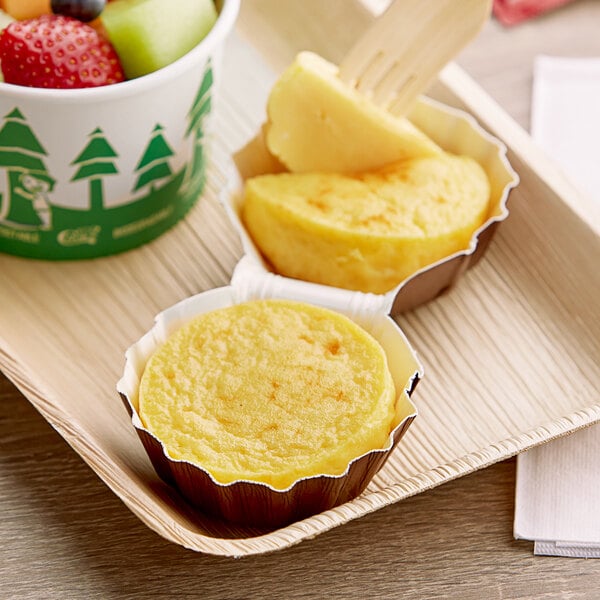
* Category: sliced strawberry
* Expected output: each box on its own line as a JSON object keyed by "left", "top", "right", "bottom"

{"left": 0, "top": 14, "right": 125, "bottom": 89}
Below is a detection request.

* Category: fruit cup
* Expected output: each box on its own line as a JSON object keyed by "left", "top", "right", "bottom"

{"left": 0, "top": 0, "right": 239, "bottom": 260}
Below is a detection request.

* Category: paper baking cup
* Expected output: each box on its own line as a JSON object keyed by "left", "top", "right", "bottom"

{"left": 0, "top": 0, "right": 239, "bottom": 260}
{"left": 225, "top": 96, "right": 519, "bottom": 314}
{"left": 117, "top": 285, "right": 420, "bottom": 529}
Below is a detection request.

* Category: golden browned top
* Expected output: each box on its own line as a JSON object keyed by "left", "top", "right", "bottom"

{"left": 139, "top": 299, "right": 396, "bottom": 489}
{"left": 244, "top": 154, "right": 490, "bottom": 238}
{"left": 242, "top": 154, "right": 490, "bottom": 293}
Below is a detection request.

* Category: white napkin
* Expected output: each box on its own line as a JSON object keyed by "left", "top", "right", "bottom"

{"left": 514, "top": 56, "right": 600, "bottom": 558}
{"left": 530, "top": 56, "right": 600, "bottom": 204}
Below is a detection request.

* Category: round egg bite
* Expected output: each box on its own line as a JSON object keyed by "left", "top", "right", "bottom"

{"left": 138, "top": 299, "right": 396, "bottom": 490}
{"left": 242, "top": 153, "right": 490, "bottom": 294}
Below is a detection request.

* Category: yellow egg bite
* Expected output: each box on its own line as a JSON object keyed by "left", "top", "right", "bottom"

{"left": 242, "top": 153, "right": 490, "bottom": 294}
{"left": 138, "top": 299, "right": 396, "bottom": 490}
{"left": 265, "top": 51, "right": 441, "bottom": 174}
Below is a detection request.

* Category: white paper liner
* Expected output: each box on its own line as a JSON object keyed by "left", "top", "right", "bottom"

{"left": 117, "top": 285, "right": 421, "bottom": 527}
{"left": 221, "top": 95, "right": 519, "bottom": 313}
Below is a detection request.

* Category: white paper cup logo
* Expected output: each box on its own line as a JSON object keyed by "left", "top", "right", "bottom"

{"left": 0, "top": 0, "right": 238, "bottom": 260}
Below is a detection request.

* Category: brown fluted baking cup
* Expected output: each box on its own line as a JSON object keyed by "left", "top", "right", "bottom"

{"left": 117, "top": 286, "right": 420, "bottom": 529}
{"left": 224, "top": 96, "right": 519, "bottom": 315}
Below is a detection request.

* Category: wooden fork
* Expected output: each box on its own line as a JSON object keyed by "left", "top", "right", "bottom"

{"left": 339, "top": 0, "right": 492, "bottom": 115}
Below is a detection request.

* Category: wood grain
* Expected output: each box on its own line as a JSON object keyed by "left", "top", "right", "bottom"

{"left": 1, "top": 0, "right": 598, "bottom": 556}
{"left": 2, "top": 0, "right": 600, "bottom": 596}
{"left": 338, "top": 0, "right": 492, "bottom": 114}
{"left": 2, "top": 374, "right": 598, "bottom": 600}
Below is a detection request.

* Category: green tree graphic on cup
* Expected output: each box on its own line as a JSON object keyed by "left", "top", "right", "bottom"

{"left": 70, "top": 127, "right": 118, "bottom": 211}
{"left": 186, "top": 64, "right": 212, "bottom": 137}
{"left": 132, "top": 124, "right": 175, "bottom": 194}
{"left": 182, "top": 62, "right": 212, "bottom": 191}
{"left": 0, "top": 60, "right": 214, "bottom": 259}
{"left": 0, "top": 108, "right": 56, "bottom": 229}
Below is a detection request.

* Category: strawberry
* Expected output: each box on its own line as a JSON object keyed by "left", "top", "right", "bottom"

{"left": 0, "top": 14, "right": 125, "bottom": 89}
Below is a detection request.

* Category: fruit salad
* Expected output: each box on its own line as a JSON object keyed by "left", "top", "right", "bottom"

{"left": 0, "top": 0, "right": 218, "bottom": 88}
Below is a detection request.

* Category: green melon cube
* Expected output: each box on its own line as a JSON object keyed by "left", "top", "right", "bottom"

{"left": 102, "top": 0, "right": 218, "bottom": 79}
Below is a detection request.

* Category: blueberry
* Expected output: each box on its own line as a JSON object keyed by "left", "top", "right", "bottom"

{"left": 51, "top": 0, "right": 106, "bottom": 22}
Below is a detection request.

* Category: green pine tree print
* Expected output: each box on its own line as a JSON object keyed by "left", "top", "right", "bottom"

{"left": 71, "top": 127, "right": 119, "bottom": 212}
{"left": 132, "top": 124, "right": 175, "bottom": 193}
{"left": 0, "top": 108, "right": 56, "bottom": 228}
{"left": 185, "top": 63, "right": 213, "bottom": 139}
{"left": 182, "top": 61, "right": 213, "bottom": 191}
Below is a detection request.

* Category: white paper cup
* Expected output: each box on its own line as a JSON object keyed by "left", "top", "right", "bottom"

{"left": 118, "top": 285, "right": 421, "bottom": 528}
{"left": 227, "top": 97, "right": 519, "bottom": 314}
{"left": 0, "top": 0, "right": 239, "bottom": 260}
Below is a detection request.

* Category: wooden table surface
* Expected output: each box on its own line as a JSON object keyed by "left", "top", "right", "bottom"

{"left": 2, "top": 1, "right": 600, "bottom": 598}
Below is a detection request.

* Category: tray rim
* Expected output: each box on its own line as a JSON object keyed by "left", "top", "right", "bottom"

{"left": 1, "top": 9, "right": 600, "bottom": 557}
{"left": 2, "top": 343, "right": 599, "bottom": 557}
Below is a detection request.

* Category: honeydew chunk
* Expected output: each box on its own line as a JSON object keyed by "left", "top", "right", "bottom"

{"left": 101, "top": 0, "right": 218, "bottom": 79}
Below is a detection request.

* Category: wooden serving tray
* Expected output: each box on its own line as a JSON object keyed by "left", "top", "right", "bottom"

{"left": 1, "top": 1, "right": 599, "bottom": 556}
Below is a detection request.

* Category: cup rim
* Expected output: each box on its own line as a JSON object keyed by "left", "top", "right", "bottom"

{"left": 0, "top": 0, "right": 240, "bottom": 103}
